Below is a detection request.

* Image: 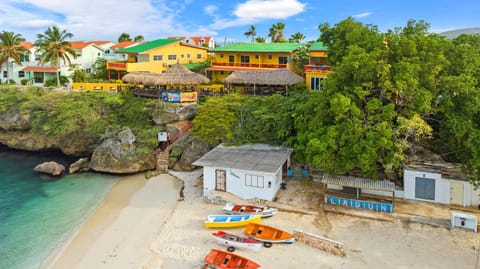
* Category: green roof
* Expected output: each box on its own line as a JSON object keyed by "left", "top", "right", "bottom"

{"left": 213, "top": 42, "right": 303, "bottom": 53}
{"left": 309, "top": 42, "right": 328, "bottom": 51}
{"left": 115, "top": 39, "right": 179, "bottom": 53}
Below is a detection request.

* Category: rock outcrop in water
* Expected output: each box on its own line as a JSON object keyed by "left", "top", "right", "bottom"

{"left": 34, "top": 161, "right": 65, "bottom": 176}
{"left": 0, "top": 103, "right": 207, "bottom": 174}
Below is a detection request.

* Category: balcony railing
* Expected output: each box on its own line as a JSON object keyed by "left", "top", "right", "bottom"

{"left": 211, "top": 62, "right": 288, "bottom": 69}
{"left": 304, "top": 65, "right": 332, "bottom": 71}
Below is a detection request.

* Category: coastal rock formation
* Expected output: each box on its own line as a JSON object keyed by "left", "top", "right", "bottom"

{"left": 0, "top": 108, "right": 31, "bottom": 131}
{"left": 177, "top": 136, "right": 210, "bottom": 171}
{"left": 152, "top": 103, "right": 197, "bottom": 125}
{"left": 34, "top": 161, "right": 65, "bottom": 176}
{"left": 89, "top": 128, "right": 155, "bottom": 174}
{"left": 69, "top": 158, "right": 90, "bottom": 174}
{"left": 0, "top": 132, "right": 56, "bottom": 151}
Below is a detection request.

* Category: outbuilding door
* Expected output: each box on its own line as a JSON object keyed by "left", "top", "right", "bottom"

{"left": 215, "top": 169, "right": 226, "bottom": 191}
{"left": 415, "top": 177, "right": 435, "bottom": 200}
{"left": 450, "top": 181, "right": 464, "bottom": 206}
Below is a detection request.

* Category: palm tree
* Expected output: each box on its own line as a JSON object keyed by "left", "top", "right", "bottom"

{"left": 0, "top": 31, "right": 27, "bottom": 84}
{"left": 289, "top": 32, "right": 306, "bottom": 43}
{"left": 255, "top": 37, "right": 266, "bottom": 43}
{"left": 268, "top": 26, "right": 277, "bottom": 42}
{"left": 35, "top": 26, "right": 76, "bottom": 87}
{"left": 244, "top": 25, "right": 256, "bottom": 42}
{"left": 273, "top": 22, "right": 286, "bottom": 42}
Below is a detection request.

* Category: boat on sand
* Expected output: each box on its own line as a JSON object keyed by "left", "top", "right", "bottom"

{"left": 222, "top": 203, "right": 278, "bottom": 218}
{"left": 211, "top": 230, "right": 262, "bottom": 252}
{"left": 203, "top": 248, "right": 261, "bottom": 269}
{"left": 204, "top": 214, "right": 261, "bottom": 228}
{"left": 243, "top": 222, "right": 295, "bottom": 247}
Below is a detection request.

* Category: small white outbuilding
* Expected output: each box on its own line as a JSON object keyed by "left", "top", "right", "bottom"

{"left": 192, "top": 144, "right": 292, "bottom": 201}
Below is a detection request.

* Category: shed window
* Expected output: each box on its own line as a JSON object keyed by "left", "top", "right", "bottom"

{"left": 18, "top": 71, "right": 25, "bottom": 77}
{"left": 268, "top": 55, "right": 272, "bottom": 59}
{"left": 228, "top": 56, "right": 234, "bottom": 62}
{"left": 153, "top": 55, "right": 163, "bottom": 61}
{"left": 245, "top": 174, "right": 264, "bottom": 188}
{"left": 168, "top": 55, "right": 177, "bottom": 60}
{"left": 197, "top": 54, "right": 202, "bottom": 59}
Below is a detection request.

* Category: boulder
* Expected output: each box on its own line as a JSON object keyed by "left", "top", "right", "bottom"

{"left": 69, "top": 158, "right": 90, "bottom": 174}
{"left": 89, "top": 128, "right": 155, "bottom": 174}
{"left": 178, "top": 136, "right": 211, "bottom": 171}
{"left": 152, "top": 103, "right": 197, "bottom": 125}
{"left": 34, "top": 161, "right": 65, "bottom": 176}
{"left": 0, "top": 108, "right": 31, "bottom": 131}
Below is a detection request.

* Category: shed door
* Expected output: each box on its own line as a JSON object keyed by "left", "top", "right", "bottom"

{"left": 215, "top": 169, "right": 226, "bottom": 191}
{"left": 415, "top": 177, "right": 435, "bottom": 200}
{"left": 450, "top": 181, "right": 464, "bottom": 206}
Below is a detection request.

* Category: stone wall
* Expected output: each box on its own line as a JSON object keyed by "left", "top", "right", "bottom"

{"left": 293, "top": 230, "right": 346, "bottom": 257}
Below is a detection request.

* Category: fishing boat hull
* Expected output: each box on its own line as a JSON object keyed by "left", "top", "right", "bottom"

{"left": 204, "top": 214, "right": 262, "bottom": 229}
{"left": 212, "top": 231, "right": 262, "bottom": 252}
{"left": 203, "top": 248, "right": 261, "bottom": 269}
{"left": 223, "top": 203, "right": 278, "bottom": 218}
{"left": 243, "top": 223, "right": 295, "bottom": 245}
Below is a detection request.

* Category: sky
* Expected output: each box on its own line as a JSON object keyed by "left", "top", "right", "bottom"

{"left": 1, "top": 0, "right": 479, "bottom": 44}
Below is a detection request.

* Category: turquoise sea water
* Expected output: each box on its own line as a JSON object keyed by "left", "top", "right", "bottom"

{"left": 0, "top": 147, "right": 118, "bottom": 269}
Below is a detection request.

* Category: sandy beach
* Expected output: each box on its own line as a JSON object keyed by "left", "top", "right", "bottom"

{"left": 47, "top": 169, "right": 480, "bottom": 269}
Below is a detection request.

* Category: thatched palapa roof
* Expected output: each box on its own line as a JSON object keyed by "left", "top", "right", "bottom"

{"left": 224, "top": 69, "right": 304, "bottom": 86}
{"left": 122, "top": 64, "right": 210, "bottom": 85}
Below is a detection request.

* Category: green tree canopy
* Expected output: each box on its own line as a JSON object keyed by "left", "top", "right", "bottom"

{"left": 118, "top": 32, "right": 132, "bottom": 42}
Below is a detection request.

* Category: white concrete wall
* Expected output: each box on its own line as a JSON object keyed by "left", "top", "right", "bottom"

{"left": 404, "top": 169, "right": 449, "bottom": 204}
{"left": 202, "top": 166, "right": 279, "bottom": 201}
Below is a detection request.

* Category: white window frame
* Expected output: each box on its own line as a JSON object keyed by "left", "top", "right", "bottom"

{"left": 245, "top": 174, "right": 264, "bottom": 188}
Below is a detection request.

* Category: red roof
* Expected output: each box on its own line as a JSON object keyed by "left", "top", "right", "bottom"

{"left": 20, "top": 41, "right": 34, "bottom": 49}
{"left": 110, "top": 41, "right": 139, "bottom": 50}
{"left": 22, "top": 66, "right": 58, "bottom": 72}
{"left": 70, "top": 41, "right": 91, "bottom": 49}
{"left": 90, "top": 41, "right": 111, "bottom": 46}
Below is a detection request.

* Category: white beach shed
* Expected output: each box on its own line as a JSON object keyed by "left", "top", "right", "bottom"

{"left": 192, "top": 144, "right": 292, "bottom": 201}
{"left": 403, "top": 162, "right": 480, "bottom": 207}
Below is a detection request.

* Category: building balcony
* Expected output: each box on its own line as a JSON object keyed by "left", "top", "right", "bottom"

{"left": 211, "top": 61, "right": 288, "bottom": 69}
{"left": 304, "top": 65, "right": 332, "bottom": 72}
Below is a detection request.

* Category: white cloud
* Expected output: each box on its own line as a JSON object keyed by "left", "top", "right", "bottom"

{"left": 352, "top": 12, "right": 373, "bottom": 18}
{"left": 234, "top": 0, "right": 306, "bottom": 19}
{"left": 204, "top": 5, "right": 218, "bottom": 16}
{"left": 0, "top": 0, "right": 196, "bottom": 41}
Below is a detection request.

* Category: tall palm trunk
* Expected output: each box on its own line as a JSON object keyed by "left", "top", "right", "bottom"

{"left": 56, "top": 53, "right": 60, "bottom": 87}
{"left": 5, "top": 57, "right": 10, "bottom": 84}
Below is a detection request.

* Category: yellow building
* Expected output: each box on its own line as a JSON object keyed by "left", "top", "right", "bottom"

{"left": 107, "top": 38, "right": 209, "bottom": 79}
{"left": 207, "top": 42, "right": 303, "bottom": 83}
{"left": 304, "top": 42, "right": 332, "bottom": 91}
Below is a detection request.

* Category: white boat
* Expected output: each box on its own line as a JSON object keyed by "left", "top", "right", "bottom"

{"left": 223, "top": 203, "right": 278, "bottom": 218}
{"left": 211, "top": 230, "right": 263, "bottom": 252}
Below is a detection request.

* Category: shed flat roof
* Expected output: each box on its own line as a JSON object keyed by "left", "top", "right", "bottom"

{"left": 321, "top": 174, "right": 395, "bottom": 192}
{"left": 192, "top": 144, "right": 292, "bottom": 174}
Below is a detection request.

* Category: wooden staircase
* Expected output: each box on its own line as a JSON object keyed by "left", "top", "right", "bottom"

{"left": 156, "top": 121, "right": 193, "bottom": 172}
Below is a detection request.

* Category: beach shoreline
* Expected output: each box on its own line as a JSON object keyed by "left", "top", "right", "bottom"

{"left": 44, "top": 169, "right": 479, "bottom": 269}
{"left": 43, "top": 173, "right": 152, "bottom": 269}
